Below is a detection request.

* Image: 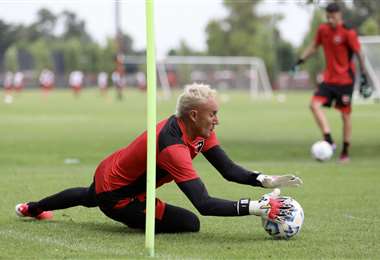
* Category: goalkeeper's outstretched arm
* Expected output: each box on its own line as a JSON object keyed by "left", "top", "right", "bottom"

{"left": 203, "top": 145, "right": 262, "bottom": 186}
{"left": 203, "top": 145, "right": 302, "bottom": 188}
{"left": 178, "top": 179, "right": 291, "bottom": 222}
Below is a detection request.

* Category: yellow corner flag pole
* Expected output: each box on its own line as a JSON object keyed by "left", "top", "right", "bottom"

{"left": 145, "top": 0, "right": 157, "bottom": 257}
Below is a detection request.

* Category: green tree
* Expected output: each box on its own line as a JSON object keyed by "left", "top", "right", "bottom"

{"left": 82, "top": 42, "right": 102, "bottom": 73}
{"left": 60, "top": 10, "right": 91, "bottom": 42}
{"left": 62, "top": 38, "right": 82, "bottom": 72}
{"left": 348, "top": 0, "right": 380, "bottom": 33}
{"left": 360, "top": 17, "right": 380, "bottom": 36}
{"left": 118, "top": 33, "right": 135, "bottom": 55}
{"left": 0, "top": 20, "right": 19, "bottom": 70}
{"left": 4, "top": 46, "right": 18, "bottom": 71}
{"left": 98, "top": 38, "right": 117, "bottom": 74}
{"left": 168, "top": 39, "right": 204, "bottom": 56}
{"left": 34, "top": 8, "right": 57, "bottom": 39}
{"left": 1, "top": 7, "right": 139, "bottom": 79}
{"left": 276, "top": 41, "right": 296, "bottom": 71}
{"left": 204, "top": 1, "right": 294, "bottom": 81}
{"left": 28, "top": 39, "right": 53, "bottom": 72}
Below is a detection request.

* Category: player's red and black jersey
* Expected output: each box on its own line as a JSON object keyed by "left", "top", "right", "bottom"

{"left": 94, "top": 115, "right": 219, "bottom": 207}
{"left": 94, "top": 115, "right": 262, "bottom": 216}
{"left": 315, "top": 23, "right": 361, "bottom": 85}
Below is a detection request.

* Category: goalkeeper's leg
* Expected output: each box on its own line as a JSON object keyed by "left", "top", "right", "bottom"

{"left": 18, "top": 183, "right": 97, "bottom": 218}
{"left": 100, "top": 199, "right": 200, "bottom": 233}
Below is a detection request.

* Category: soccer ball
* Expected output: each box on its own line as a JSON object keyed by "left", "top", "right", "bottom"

{"left": 311, "top": 140, "right": 333, "bottom": 161}
{"left": 262, "top": 197, "right": 304, "bottom": 239}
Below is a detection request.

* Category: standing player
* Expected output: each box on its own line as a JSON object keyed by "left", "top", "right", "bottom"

{"left": 39, "top": 69, "right": 55, "bottom": 97}
{"left": 113, "top": 54, "right": 126, "bottom": 101}
{"left": 15, "top": 83, "right": 302, "bottom": 233}
{"left": 294, "top": 3, "right": 368, "bottom": 162}
{"left": 13, "top": 71, "right": 25, "bottom": 93}
{"left": 136, "top": 71, "right": 147, "bottom": 91}
{"left": 111, "top": 70, "right": 125, "bottom": 100}
{"left": 69, "top": 70, "right": 84, "bottom": 97}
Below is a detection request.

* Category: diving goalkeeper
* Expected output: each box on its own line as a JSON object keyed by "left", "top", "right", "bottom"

{"left": 15, "top": 83, "right": 302, "bottom": 233}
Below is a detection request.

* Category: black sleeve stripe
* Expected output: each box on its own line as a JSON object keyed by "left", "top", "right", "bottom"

{"left": 158, "top": 115, "right": 184, "bottom": 152}
{"left": 177, "top": 178, "right": 239, "bottom": 216}
{"left": 202, "top": 146, "right": 262, "bottom": 187}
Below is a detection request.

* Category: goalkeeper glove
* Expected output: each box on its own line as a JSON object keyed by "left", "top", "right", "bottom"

{"left": 238, "top": 189, "right": 294, "bottom": 223}
{"left": 359, "top": 73, "right": 373, "bottom": 99}
{"left": 257, "top": 174, "right": 303, "bottom": 188}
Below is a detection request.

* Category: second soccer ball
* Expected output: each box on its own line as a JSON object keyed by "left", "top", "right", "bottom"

{"left": 311, "top": 140, "right": 333, "bottom": 161}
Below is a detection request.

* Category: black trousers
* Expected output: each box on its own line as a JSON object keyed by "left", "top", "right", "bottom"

{"left": 28, "top": 183, "right": 200, "bottom": 233}
{"left": 100, "top": 199, "right": 199, "bottom": 233}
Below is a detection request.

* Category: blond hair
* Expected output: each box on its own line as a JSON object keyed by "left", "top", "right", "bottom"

{"left": 175, "top": 83, "right": 217, "bottom": 118}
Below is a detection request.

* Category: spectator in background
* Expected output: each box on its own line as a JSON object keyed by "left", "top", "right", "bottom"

{"left": 69, "top": 70, "right": 84, "bottom": 98}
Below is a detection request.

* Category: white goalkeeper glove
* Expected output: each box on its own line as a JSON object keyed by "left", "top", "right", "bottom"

{"left": 248, "top": 189, "right": 294, "bottom": 223}
{"left": 257, "top": 174, "right": 303, "bottom": 188}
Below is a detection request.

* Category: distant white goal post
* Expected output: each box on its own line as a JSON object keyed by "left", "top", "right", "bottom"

{"left": 358, "top": 36, "right": 380, "bottom": 101}
{"left": 124, "top": 55, "right": 273, "bottom": 100}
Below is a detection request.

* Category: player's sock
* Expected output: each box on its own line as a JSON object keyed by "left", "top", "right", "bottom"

{"left": 323, "top": 133, "right": 334, "bottom": 145}
{"left": 341, "top": 142, "right": 350, "bottom": 156}
{"left": 26, "top": 202, "right": 45, "bottom": 217}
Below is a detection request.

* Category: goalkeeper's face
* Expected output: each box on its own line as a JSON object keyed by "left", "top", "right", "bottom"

{"left": 193, "top": 96, "right": 219, "bottom": 138}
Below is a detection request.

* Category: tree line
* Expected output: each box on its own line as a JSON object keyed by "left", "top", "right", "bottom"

{"left": 1, "top": 1, "right": 379, "bottom": 84}
{"left": 170, "top": 0, "right": 380, "bottom": 84}
{"left": 0, "top": 8, "right": 139, "bottom": 77}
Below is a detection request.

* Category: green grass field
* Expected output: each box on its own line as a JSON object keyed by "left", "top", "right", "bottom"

{"left": 1, "top": 89, "right": 379, "bottom": 259}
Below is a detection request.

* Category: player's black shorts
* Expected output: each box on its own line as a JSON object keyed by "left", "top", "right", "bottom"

{"left": 95, "top": 184, "right": 200, "bottom": 233}
{"left": 312, "top": 82, "right": 354, "bottom": 114}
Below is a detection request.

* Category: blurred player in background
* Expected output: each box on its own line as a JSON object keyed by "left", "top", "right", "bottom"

{"left": 112, "top": 70, "right": 125, "bottom": 100}
{"left": 15, "top": 83, "right": 302, "bottom": 233}
{"left": 3, "top": 71, "right": 13, "bottom": 104}
{"left": 97, "top": 71, "right": 108, "bottom": 96}
{"left": 167, "top": 65, "right": 178, "bottom": 88}
{"left": 136, "top": 71, "right": 146, "bottom": 91}
{"left": 39, "top": 69, "right": 55, "bottom": 98}
{"left": 13, "top": 71, "right": 24, "bottom": 93}
{"left": 69, "top": 70, "right": 84, "bottom": 98}
{"left": 293, "top": 3, "right": 368, "bottom": 163}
